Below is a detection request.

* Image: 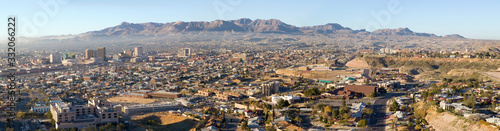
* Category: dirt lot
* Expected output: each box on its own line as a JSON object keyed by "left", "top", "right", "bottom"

{"left": 107, "top": 97, "right": 157, "bottom": 104}
{"left": 484, "top": 72, "right": 500, "bottom": 82}
{"left": 345, "top": 58, "right": 370, "bottom": 68}
{"left": 132, "top": 112, "right": 197, "bottom": 131}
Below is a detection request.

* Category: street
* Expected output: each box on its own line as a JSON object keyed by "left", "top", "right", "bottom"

{"left": 364, "top": 93, "right": 406, "bottom": 131}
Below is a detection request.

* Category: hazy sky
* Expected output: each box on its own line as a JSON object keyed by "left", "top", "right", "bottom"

{"left": 1, "top": 0, "right": 500, "bottom": 39}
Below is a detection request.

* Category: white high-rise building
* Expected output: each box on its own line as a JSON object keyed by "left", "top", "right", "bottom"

{"left": 50, "top": 54, "right": 61, "bottom": 64}
{"left": 134, "top": 46, "right": 143, "bottom": 57}
{"left": 177, "top": 48, "right": 191, "bottom": 57}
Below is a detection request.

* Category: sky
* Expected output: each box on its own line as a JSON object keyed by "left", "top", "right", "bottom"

{"left": 1, "top": 0, "right": 500, "bottom": 40}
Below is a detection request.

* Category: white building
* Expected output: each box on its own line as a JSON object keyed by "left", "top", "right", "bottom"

{"left": 311, "top": 66, "right": 332, "bottom": 71}
{"left": 350, "top": 102, "right": 367, "bottom": 118}
{"left": 31, "top": 104, "right": 50, "bottom": 113}
{"left": 271, "top": 95, "right": 301, "bottom": 105}
{"left": 486, "top": 117, "right": 500, "bottom": 125}
{"left": 134, "top": 46, "right": 144, "bottom": 57}
{"left": 50, "top": 54, "right": 61, "bottom": 64}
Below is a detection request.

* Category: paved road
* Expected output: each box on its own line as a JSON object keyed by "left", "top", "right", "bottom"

{"left": 299, "top": 113, "right": 313, "bottom": 129}
{"left": 364, "top": 93, "right": 406, "bottom": 131}
{"left": 223, "top": 114, "right": 241, "bottom": 131}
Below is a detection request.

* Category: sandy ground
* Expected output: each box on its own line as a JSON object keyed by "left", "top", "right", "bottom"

{"left": 414, "top": 102, "right": 497, "bottom": 131}
{"left": 107, "top": 96, "right": 157, "bottom": 104}
{"left": 345, "top": 58, "right": 370, "bottom": 68}
{"left": 132, "top": 112, "right": 197, "bottom": 131}
{"left": 484, "top": 72, "right": 500, "bottom": 82}
{"left": 484, "top": 72, "right": 500, "bottom": 79}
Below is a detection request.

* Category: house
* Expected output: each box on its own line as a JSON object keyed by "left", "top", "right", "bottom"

{"left": 202, "top": 126, "right": 219, "bottom": 131}
{"left": 274, "top": 116, "right": 291, "bottom": 122}
{"left": 440, "top": 101, "right": 473, "bottom": 114}
{"left": 248, "top": 117, "right": 263, "bottom": 129}
{"left": 486, "top": 117, "right": 500, "bottom": 126}
{"left": 31, "top": 103, "right": 50, "bottom": 113}
{"left": 393, "top": 111, "right": 406, "bottom": 119}
{"left": 245, "top": 110, "right": 254, "bottom": 117}
{"left": 350, "top": 102, "right": 367, "bottom": 118}
{"left": 396, "top": 97, "right": 412, "bottom": 106}
{"left": 338, "top": 85, "right": 377, "bottom": 97}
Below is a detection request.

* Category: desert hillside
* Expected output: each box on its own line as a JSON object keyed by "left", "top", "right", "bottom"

{"left": 414, "top": 102, "right": 497, "bottom": 131}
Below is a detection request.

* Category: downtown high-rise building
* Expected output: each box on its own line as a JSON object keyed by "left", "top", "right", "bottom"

{"left": 261, "top": 81, "right": 280, "bottom": 96}
{"left": 177, "top": 48, "right": 191, "bottom": 57}
{"left": 96, "top": 47, "right": 106, "bottom": 61}
{"left": 134, "top": 46, "right": 143, "bottom": 57}
{"left": 85, "top": 49, "right": 94, "bottom": 59}
{"left": 50, "top": 54, "right": 61, "bottom": 64}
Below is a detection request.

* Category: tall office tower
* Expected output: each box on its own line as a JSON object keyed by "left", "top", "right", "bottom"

{"left": 50, "top": 54, "right": 61, "bottom": 64}
{"left": 177, "top": 48, "right": 191, "bottom": 57}
{"left": 85, "top": 49, "right": 94, "bottom": 59}
{"left": 261, "top": 81, "right": 280, "bottom": 96}
{"left": 233, "top": 53, "right": 247, "bottom": 61}
{"left": 96, "top": 47, "right": 106, "bottom": 61}
{"left": 134, "top": 46, "right": 143, "bottom": 57}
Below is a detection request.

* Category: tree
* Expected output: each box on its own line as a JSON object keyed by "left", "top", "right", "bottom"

{"left": 265, "top": 125, "right": 276, "bottom": 131}
{"left": 463, "top": 97, "right": 476, "bottom": 109}
{"left": 436, "top": 108, "right": 444, "bottom": 113}
{"left": 415, "top": 124, "right": 422, "bottom": 130}
{"left": 277, "top": 99, "right": 290, "bottom": 109}
{"left": 342, "top": 113, "right": 352, "bottom": 120}
{"left": 340, "top": 107, "right": 349, "bottom": 114}
{"left": 304, "top": 88, "right": 321, "bottom": 97}
{"left": 332, "top": 109, "right": 340, "bottom": 119}
{"left": 294, "top": 116, "right": 303, "bottom": 124}
{"left": 389, "top": 101, "right": 399, "bottom": 112}
{"left": 362, "top": 108, "right": 374, "bottom": 116}
{"left": 324, "top": 105, "right": 333, "bottom": 113}
{"left": 367, "top": 92, "right": 376, "bottom": 97}
{"left": 103, "top": 123, "right": 114, "bottom": 130}
{"left": 50, "top": 118, "right": 56, "bottom": 126}
{"left": 358, "top": 119, "right": 368, "bottom": 127}
{"left": 17, "top": 111, "right": 26, "bottom": 118}
{"left": 45, "top": 111, "right": 53, "bottom": 119}
{"left": 241, "top": 121, "right": 248, "bottom": 130}
{"left": 99, "top": 126, "right": 107, "bottom": 131}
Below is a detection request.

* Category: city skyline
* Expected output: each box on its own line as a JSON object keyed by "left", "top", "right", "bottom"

{"left": 1, "top": 0, "right": 500, "bottom": 39}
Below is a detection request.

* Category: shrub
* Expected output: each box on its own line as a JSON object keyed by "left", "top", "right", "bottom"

{"left": 358, "top": 119, "right": 368, "bottom": 127}
{"left": 436, "top": 108, "right": 444, "bottom": 113}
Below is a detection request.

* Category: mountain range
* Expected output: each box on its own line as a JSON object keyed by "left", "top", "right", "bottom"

{"left": 81, "top": 18, "right": 463, "bottom": 38}
{"left": 20, "top": 18, "right": 499, "bottom": 52}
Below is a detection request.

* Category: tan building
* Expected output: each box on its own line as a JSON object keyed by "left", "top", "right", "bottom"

{"left": 96, "top": 47, "right": 106, "bottom": 61}
{"left": 177, "top": 48, "right": 191, "bottom": 57}
{"left": 85, "top": 49, "right": 94, "bottom": 59}
{"left": 134, "top": 46, "right": 143, "bottom": 57}
{"left": 262, "top": 81, "right": 280, "bottom": 96}
{"left": 50, "top": 99, "right": 119, "bottom": 129}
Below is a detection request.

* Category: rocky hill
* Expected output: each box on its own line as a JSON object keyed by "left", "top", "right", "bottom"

{"left": 414, "top": 102, "right": 497, "bottom": 131}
